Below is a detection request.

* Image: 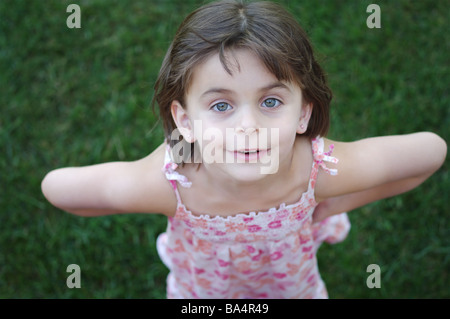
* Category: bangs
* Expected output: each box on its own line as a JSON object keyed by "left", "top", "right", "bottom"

{"left": 216, "top": 43, "right": 301, "bottom": 88}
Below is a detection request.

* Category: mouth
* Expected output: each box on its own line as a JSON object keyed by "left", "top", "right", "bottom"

{"left": 237, "top": 149, "right": 260, "bottom": 154}
{"left": 229, "top": 149, "right": 270, "bottom": 162}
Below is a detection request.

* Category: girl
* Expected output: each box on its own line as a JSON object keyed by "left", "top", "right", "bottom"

{"left": 41, "top": 0, "right": 446, "bottom": 298}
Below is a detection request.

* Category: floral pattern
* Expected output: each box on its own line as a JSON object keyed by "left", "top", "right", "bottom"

{"left": 157, "top": 136, "right": 350, "bottom": 298}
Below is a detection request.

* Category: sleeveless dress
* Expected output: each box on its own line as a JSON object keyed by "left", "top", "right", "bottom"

{"left": 156, "top": 136, "right": 350, "bottom": 298}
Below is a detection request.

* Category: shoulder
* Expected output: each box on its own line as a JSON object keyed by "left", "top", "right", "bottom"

{"left": 108, "top": 142, "right": 178, "bottom": 216}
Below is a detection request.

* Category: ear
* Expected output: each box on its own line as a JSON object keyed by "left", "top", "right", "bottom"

{"left": 296, "top": 102, "right": 313, "bottom": 134}
{"left": 171, "top": 100, "right": 194, "bottom": 143}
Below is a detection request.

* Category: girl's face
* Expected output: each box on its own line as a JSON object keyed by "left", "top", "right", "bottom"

{"left": 171, "top": 49, "right": 311, "bottom": 182}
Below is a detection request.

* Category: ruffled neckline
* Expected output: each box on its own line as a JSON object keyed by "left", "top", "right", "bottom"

{"left": 174, "top": 186, "right": 317, "bottom": 222}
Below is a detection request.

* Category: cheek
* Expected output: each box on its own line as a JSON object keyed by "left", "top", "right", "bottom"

{"left": 195, "top": 122, "right": 226, "bottom": 149}
{"left": 270, "top": 121, "right": 298, "bottom": 146}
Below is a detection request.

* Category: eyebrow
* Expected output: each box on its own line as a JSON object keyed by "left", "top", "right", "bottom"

{"left": 200, "top": 81, "right": 291, "bottom": 98}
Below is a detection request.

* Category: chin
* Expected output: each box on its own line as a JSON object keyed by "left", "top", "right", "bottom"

{"left": 223, "top": 163, "right": 273, "bottom": 183}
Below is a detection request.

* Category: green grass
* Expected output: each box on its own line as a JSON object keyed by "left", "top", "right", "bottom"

{"left": 1, "top": 0, "right": 448, "bottom": 298}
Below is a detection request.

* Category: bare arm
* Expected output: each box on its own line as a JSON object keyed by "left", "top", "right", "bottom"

{"left": 313, "top": 173, "right": 433, "bottom": 223}
{"left": 313, "top": 132, "right": 447, "bottom": 222}
{"left": 41, "top": 143, "right": 176, "bottom": 217}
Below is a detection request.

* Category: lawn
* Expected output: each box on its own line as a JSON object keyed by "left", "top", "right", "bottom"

{"left": 1, "top": 0, "right": 448, "bottom": 298}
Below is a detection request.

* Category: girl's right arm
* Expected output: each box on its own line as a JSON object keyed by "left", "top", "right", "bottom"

{"left": 41, "top": 143, "right": 176, "bottom": 217}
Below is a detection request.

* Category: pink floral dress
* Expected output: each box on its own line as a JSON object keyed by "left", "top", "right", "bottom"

{"left": 157, "top": 136, "right": 350, "bottom": 298}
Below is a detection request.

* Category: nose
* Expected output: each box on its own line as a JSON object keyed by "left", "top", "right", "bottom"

{"left": 235, "top": 105, "right": 259, "bottom": 134}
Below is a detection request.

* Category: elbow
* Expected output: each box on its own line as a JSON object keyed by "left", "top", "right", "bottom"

{"left": 422, "top": 132, "right": 447, "bottom": 173}
{"left": 41, "top": 171, "right": 57, "bottom": 206}
{"left": 41, "top": 171, "right": 118, "bottom": 217}
{"left": 432, "top": 132, "right": 447, "bottom": 170}
{"left": 41, "top": 170, "right": 75, "bottom": 214}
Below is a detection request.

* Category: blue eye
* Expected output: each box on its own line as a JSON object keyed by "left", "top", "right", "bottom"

{"left": 262, "top": 98, "right": 281, "bottom": 108}
{"left": 212, "top": 102, "right": 232, "bottom": 112}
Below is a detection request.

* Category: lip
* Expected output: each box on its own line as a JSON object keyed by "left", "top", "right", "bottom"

{"left": 228, "top": 149, "right": 270, "bottom": 162}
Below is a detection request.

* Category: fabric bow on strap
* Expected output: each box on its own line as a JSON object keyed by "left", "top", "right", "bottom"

{"left": 313, "top": 137, "right": 339, "bottom": 176}
{"left": 163, "top": 147, "right": 192, "bottom": 188}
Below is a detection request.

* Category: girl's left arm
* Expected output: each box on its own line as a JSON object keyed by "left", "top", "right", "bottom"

{"left": 313, "top": 132, "right": 447, "bottom": 222}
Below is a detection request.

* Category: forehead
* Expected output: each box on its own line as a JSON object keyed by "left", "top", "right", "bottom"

{"left": 186, "top": 49, "right": 299, "bottom": 97}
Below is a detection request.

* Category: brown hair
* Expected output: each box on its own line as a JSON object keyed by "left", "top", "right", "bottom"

{"left": 152, "top": 0, "right": 332, "bottom": 158}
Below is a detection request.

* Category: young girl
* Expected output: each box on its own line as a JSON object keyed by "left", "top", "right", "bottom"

{"left": 41, "top": 0, "right": 446, "bottom": 298}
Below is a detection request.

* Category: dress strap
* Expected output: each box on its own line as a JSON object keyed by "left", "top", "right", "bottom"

{"left": 162, "top": 144, "right": 192, "bottom": 203}
{"left": 307, "top": 136, "right": 339, "bottom": 192}
{"left": 311, "top": 136, "right": 339, "bottom": 176}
